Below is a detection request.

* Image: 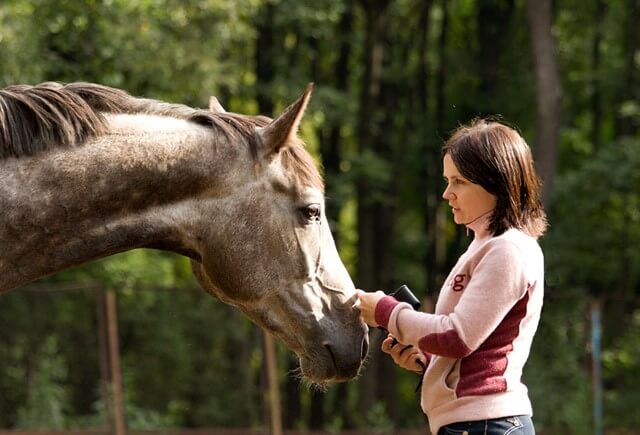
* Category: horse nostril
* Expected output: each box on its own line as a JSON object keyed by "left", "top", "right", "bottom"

{"left": 324, "top": 344, "right": 338, "bottom": 370}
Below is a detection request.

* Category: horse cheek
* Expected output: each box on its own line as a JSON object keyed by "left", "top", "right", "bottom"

{"left": 318, "top": 226, "right": 356, "bottom": 296}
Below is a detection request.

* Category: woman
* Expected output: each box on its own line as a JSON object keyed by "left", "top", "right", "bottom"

{"left": 357, "top": 118, "right": 547, "bottom": 435}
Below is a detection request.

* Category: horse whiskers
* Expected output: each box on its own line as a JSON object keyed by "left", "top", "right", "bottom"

{"left": 288, "top": 364, "right": 304, "bottom": 381}
{"left": 300, "top": 377, "right": 329, "bottom": 394}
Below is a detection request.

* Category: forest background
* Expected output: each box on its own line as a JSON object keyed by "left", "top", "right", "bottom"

{"left": 1, "top": 0, "right": 639, "bottom": 434}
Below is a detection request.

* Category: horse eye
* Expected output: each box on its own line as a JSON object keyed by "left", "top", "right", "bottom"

{"left": 301, "top": 204, "right": 321, "bottom": 222}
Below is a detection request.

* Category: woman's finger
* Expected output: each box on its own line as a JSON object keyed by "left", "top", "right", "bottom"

{"left": 381, "top": 336, "right": 396, "bottom": 353}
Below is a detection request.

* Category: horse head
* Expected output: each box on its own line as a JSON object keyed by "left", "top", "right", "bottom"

{"left": 189, "top": 86, "right": 369, "bottom": 383}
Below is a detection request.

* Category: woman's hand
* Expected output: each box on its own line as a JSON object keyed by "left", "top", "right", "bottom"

{"left": 355, "top": 289, "right": 386, "bottom": 327}
{"left": 381, "top": 335, "right": 427, "bottom": 374}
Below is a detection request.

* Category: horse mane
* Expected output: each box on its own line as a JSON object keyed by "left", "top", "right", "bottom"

{"left": 0, "top": 82, "right": 324, "bottom": 190}
{"left": 0, "top": 82, "right": 249, "bottom": 160}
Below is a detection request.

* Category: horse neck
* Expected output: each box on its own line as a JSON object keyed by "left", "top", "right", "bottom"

{"left": 0, "top": 113, "right": 248, "bottom": 291}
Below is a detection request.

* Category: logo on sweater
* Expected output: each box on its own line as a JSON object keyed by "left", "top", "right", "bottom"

{"left": 451, "top": 273, "right": 467, "bottom": 292}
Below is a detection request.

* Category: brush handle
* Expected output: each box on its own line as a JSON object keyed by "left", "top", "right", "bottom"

{"left": 385, "top": 285, "right": 421, "bottom": 351}
{"left": 389, "top": 284, "right": 421, "bottom": 310}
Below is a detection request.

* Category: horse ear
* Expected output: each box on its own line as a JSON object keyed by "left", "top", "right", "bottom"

{"left": 209, "top": 96, "right": 226, "bottom": 113}
{"left": 257, "top": 83, "right": 313, "bottom": 158}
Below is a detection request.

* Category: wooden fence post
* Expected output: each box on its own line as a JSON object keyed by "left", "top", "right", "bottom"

{"left": 96, "top": 289, "right": 113, "bottom": 432}
{"left": 263, "top": 332, "right": 282, "bottom": 435}
{"left": 105, "top": 289, "right": 127, "bottom": 435}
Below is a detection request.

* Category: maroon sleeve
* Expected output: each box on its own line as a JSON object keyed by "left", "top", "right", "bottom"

{"left": 375, "top": 296, "right": 400, "bottom": 329}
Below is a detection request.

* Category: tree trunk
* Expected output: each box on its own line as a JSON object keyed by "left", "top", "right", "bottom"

{"left": 375, "top": 75, "right": 402, "bottom": 420}
{"left": 526, "top": 0, "right": 562, "bottom": 207}
{"left": 255, "top": 1, "right": 276, "bottom": 115}
{"left": 615, "top": 0, "right": 640, "bottom": 136}
{"left": 356, "top": 0, "right": 390, "bottom": 292}
{"left": 434, "top": 0, "right": 453, "bottom": 283}
{"left": 591, "top": 0, "right": 604, "bottom": 149}
{"left": 420, "top": 0, "right": 447, "bottom": 301}
{"left": 328, "top": 0, "right": 354, "bottom": 226}
{"left": 476, "top": 0, "right": 515, "bottom": 114}
{"left": 355, "top": 0, "right": 391, "bottom": 416}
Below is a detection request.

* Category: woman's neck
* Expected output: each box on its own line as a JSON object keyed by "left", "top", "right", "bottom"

{"left": 465, "top": 209, "right": 493, "bottom": 240}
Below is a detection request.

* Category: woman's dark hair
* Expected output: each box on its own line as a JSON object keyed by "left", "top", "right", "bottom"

{"left": 441, "top": 118, "right": 547, "bottom": 238}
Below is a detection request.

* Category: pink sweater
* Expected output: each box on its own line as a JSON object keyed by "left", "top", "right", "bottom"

{"left": 375, "top": 220, "right": 544, "bottom": 434}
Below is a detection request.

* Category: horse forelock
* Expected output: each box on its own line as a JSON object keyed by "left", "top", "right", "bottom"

{"left": 280, "top": 144, "right": 325, "bottom": 193}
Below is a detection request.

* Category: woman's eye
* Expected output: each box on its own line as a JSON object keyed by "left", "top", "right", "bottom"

{"left": 301, "top": 204, "right": 321, "bottom": 222}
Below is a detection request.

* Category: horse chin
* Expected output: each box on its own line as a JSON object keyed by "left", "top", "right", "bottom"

{"left": 297, "top": 346, "right": 363, "bottom": 385}
{"left": 298, "top": 355, "right": 338, "bottom": 385}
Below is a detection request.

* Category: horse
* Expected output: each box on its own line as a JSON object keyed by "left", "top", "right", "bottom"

{"left": 0, "top": 81, "right": 369, "bottom": 383}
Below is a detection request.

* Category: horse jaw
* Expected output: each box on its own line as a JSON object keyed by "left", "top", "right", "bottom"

{"left": 190, "top": 246, "right": 369, "bottom": 383}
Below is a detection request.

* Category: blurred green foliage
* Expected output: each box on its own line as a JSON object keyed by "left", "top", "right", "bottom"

{"left": 1, "top": 0, "right": 639, "bottom": 433}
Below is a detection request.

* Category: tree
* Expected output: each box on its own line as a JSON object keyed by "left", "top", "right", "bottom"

{"left": 353, "top": 0, "right": 392, "bottom": 419}
{"left": 615, "top": 0, "right": 640, "bottom": 136}
{"left": 526, "top": 0, "right": 562, "bottom": 206}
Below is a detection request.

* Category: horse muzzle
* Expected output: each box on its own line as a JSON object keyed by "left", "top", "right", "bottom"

{"left": 298, "top": 321, "right": 369, "bottom": 383}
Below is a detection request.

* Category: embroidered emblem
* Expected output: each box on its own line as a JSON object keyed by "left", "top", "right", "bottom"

{"left": 451, "top": 273, "right": 467, "bottom": 292}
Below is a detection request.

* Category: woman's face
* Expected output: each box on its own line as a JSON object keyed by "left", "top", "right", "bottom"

{"left": 442, "top": 153, "right": 497, "bottom": 225}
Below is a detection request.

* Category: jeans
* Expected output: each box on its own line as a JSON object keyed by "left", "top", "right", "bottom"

{"left": 437, "top": 415, "right": 535, "bottom": 435}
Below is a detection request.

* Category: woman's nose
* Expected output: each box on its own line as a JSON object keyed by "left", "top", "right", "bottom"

{"left": 442, "top": 186, "right": 452, "bottom": 200}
